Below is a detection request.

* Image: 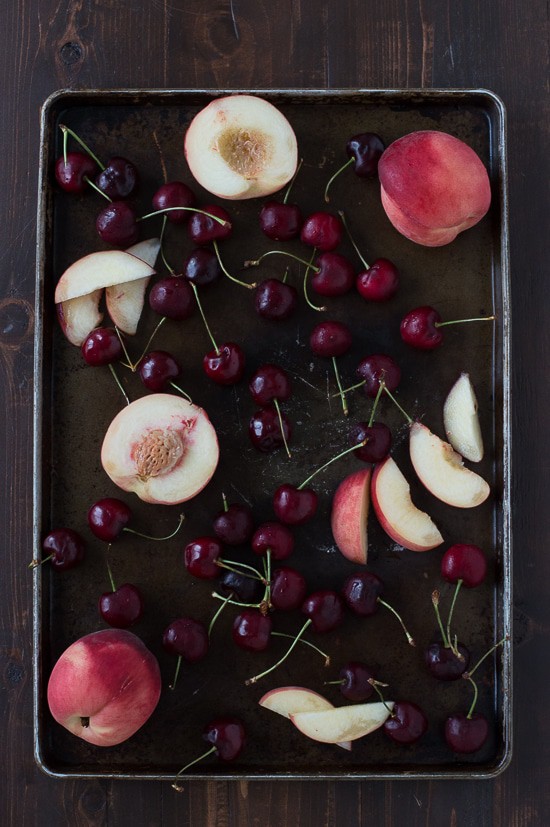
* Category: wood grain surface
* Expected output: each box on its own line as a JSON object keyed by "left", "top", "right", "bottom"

{"left": 1, "top": 1, "right": 548, "bottom": 824}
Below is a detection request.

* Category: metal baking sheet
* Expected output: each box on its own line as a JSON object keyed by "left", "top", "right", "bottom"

{"left": 34, "top": 89, "right": 511, "bottom": 780}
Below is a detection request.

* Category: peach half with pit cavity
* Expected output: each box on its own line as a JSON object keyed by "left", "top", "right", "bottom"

{"left": 101, "top": 394, "right": 219, "bottom": 505}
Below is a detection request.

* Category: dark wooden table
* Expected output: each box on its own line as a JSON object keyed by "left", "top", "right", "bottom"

{"left": 2, "top": 1, "right": 548, "bottom": 824}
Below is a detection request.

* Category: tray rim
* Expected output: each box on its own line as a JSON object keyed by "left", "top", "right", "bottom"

{"left": 33, "top": 87, "right": 512, "bottom": 781}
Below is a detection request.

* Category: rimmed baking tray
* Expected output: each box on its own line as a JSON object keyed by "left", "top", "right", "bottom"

{"left": 34, "top": 89, "right": 511, "bottom": 780}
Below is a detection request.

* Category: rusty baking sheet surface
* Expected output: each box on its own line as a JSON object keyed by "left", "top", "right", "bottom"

{"left": 34, "top": 89, "right": 511, "bottom": 780}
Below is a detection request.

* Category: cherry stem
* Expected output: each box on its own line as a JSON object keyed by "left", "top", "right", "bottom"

{"left": 367, "top": 380, "right": 385, "bottom": 428}
{"left": 435, "top": 315, "right": 496, "bottom": 328}
{"left": 159, "top": 216, "right": 175, "bottom": 274}
{"left": 29, "top": 553, "right": 53, "bottom": 569}
{"left": 114, "top": 327, "right": 133, "bottom": 367}
{"left": 335, "top": 379, "right": 366, "bottom": 397}
{"left": 105, "top": 548, "right": 117, "bottom": 592}
{"left": 217, "top": 558, "right": 265, "bottom": 582}
{"left": 324, "top": 158, "right": 354, "bottom": 203}
{"left": 123, "top": 512, "right": 185, "bottom": 542}
{"left": 465, "top": 636, "right": 509, "bottom": 679}
{"left": 172, "top": 745, "right": 217, "bottom": 789}
{"left": 85, "top": 176, "right": 112, "bottom": 202}
{"left": 324, "top": 679, "right": 345, "bottom": 686}
{"left": 273, "top": 398, "right": 292, "bottom": 458}
{"left": 208, "top": 592, "right": 233, "bottom": 638}
{"left": 367, "top": 678, "right": 395, "bottom": 716}
{"left": 377, "top": 598, "right": 415, "bottom": 646}
{"left": 212, "top": 240, "right": 256, "bottom": 289}
{"left": 244, "top": 249, "right": 320, "bottom": 273}
{"left": 338, "top": 210, "right": 370, "bottom": 270}
{"left": 170, "top": 382, "right": 193, "bottom": 403}
{"left": 189, "top": 282, "right": 219, "bottom": 355}
{"left": 264, "top": 549, "right": 272, "bottom": 606}
{"left": 283, "top": 157, "right": 303, "bottom": 204}
{"left": 59, "top": 124, "right": 105, "bottom": 170}
{"left": 152, "top": 130, "right": 168, "bottom": 184}
{"left": 222, "top": 492, "right": 229, "bottom": 512}
{"left": 297, "top": 439, "right": 366, "bottom": 490}
{"left": 431, "top": 590, "right": 450, "bottom": 649}
{"left": 303, "top": 248, "right": 326, "bottom": 312}
{"left": 446, "top": 579, "right": 463, "bottom": 655}
{"left": 211, "top": 591, "right": 264, "bottom": 610}
{"left": 137, "top": 206, "right": 230, "bottom": 228}
{"left": 245, "top": 619, "right": 313, "bottom": 685}
{"left": 332, "top": 357, "right": 348, "bottom": 416}
{"left": 383, "top": 385, "right": 412, "bottom": 423}
{"left": 169, "top": 656, "right": 182, "bottom": 691}
{"left": 108, "top": 363, "right": 130, "bottom": 406}
{"left": 271, "top": 631, "right": 330, "bottom": 665}
{"left": 465, "top": 675, "right": 479, "bottom": 719}
{"left": 127, "top": 317, "right": 167, "bottom": 371}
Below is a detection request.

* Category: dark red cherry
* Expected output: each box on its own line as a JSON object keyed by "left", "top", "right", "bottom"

{"left": 148, "top": 276, "right": 195, "bottom": 320}
{"left": 444, "top": 713, "right": 489, "bottom": 754}
{"left": 249, "top": 407, "right": 291, "bottom": 453}
{"left": 300, "top": 212, "right": 343, "bottom": 251}
{"left": 203, "top": 717, "right": 246, "bottom": 761}
{"left": 334, "top": 661, "right": 375, "bottom": 702}
{"left": 272, "top": 484, "right": 318, "bottom": 525}
{"left": 138, "top": 350, "right": 181, "bottom": 391}
{"left": 81, "top": 327, "right": 123, "bottom": 366}
{"left": 301, "top": 590, "right": 344, "bottom": 633}
{"left": 212, "top": 503, "right": 254, "bottom": 546}
{"left": 188, "top": 204, "right": 232, "bottom": 243}
{"left": 254, "top": 279, "right": 298, "bottom": 320}
{"left": 310, "top": 253, "right": 355, "bottom": 297}
{"left": 356, "top": 354, "right": 401, "bottom": 397}
{"left": 309, "top": 320, "right": 352, "bottom": 358}
{"left": 341, "top": 571, "right": 383, "bottom": 616}
{"left": 270, "top": 566, "right": 307, "bottom": 611}
{"left": 384, "top": 701, "right": 428, "bottom": 744}
{"left": 182, "top": 248, "right": 221, "bottom": 287}
{"left": 356, "top": 259, "right": 400, "bottom": 302}
{"left": 259, "top": 201, "right": 303, "bottom": 241}
{"left": 184, "top": 537, "right": 223, "bottom": 579}
{"left": 346, "top": 133, "right": 385, "bottom": 177}
{"left": 99, "top": 583, "right": 144, "bottom": 628}
{"left": 41, "top": 528, "right": 86, "bottom": 571}
{"left": 249, "top": 364, "right": 291, "bottom": 406}
{"left": 55, "top": 152, "right": 98, "bottom": 193}
{"left": 203, "top": 342, "right": 245, "bottom": 385}
{"left": 96, "top": 201, "right": 139, "bottom": 247}
{"left": 424, "top": 641, "right": 470, "bottom": 681}
{"left": 350, "top": 421, "right": 392, "bottom": 463}
{"left": 219, "top": 569, "right": 264, "bottom": 603}
{"left": 162, "top": 617, "right": 209, "bottom": 662}
{"left": 400, "top": 306, "right": 443, "bottom": 350}
{"left": 251, "top": 522, "right": 294, "bottom": 560}
{"left": 88, "top": 497, "right": 132, "bottom": 542}
{"left": 152, "top": 181, "right": 196, "bottom": 223}
{"left": 441, "top": 544, "right": 488, "bottom": 588}
{"left": 95, "top": 156, "right": 139, "bottom": 199}
{"left": 232, "top": 610, "right": 272, "bottom": 651}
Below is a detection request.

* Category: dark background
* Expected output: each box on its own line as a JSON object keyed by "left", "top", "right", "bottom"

{"left": 1, "top": 1, "right": 548, "bottom": 824}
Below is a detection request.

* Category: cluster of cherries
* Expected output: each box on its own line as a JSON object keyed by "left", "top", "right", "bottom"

{"left": 46, "top": 124, "right": 503, "bottom": 776}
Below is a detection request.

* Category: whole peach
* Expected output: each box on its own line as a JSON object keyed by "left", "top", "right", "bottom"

{"left": 47, "top": 629, "right": 161, "bottom": 747}
{"left": 378, "top": 130, "right": 491, "bottom": 246}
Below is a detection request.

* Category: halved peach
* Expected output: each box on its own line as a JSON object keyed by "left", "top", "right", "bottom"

{"left": 184, "top": 94, "right": 298, "bottom": 200}
{"left": 101, "top": 394, "right": 219, "bottom": 505}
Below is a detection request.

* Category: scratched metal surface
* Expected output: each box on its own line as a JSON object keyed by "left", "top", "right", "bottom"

{"left": 33, "top": 89, "right": 510, "bottom": 779}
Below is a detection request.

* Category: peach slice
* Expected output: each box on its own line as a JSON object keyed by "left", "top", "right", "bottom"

{"left": 290, "top": 701, "right": 394, "bottom": 744}
{"left": 409, "top": 421, "right": 490, "bottom": 508}
{"left": 330, "top": 467, "right": 371, "bottom": 564}
{"left": 371, "top": 456, "right": 444, "bottom": 551}
{"left": 105, "top": 238, "right": 161, "bottom": 334}
{"left": 259, "top": 686, "right": 352, "bottom": 750}
{"left": 101, "top": 394, "right": 219, "bottom": 505}
{"left": 443, "top": 372, "right": 484, "bottom": 462}
{"left": 378, "top": 130, "right": 491, "bottom": 246}
{"left": 184, "top": 94, "right": 298, "bottom": 200}
{"left": 55, "top": 247, "right": 157, "bottom": 346}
